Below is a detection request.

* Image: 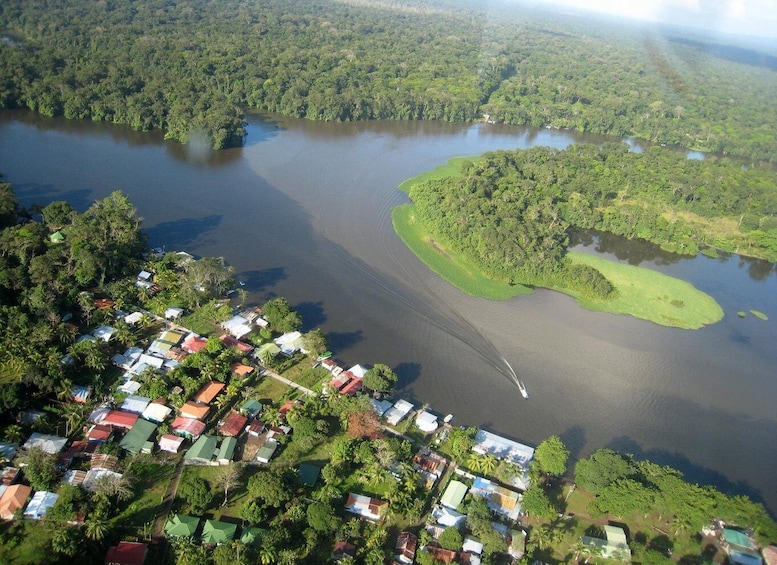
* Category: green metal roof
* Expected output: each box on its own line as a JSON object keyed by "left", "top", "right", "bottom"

{"left": 240, "top": 399, "right": 263, "bottom": 415}
{"left": 165, "top": 514, "right": 200, "bottom": 537}
{"left": 440, "top": 480, "right": 468, "bottom": 510}
{"left": 723, "top": 528, "right": 754, "bottom": 549}
{"left": 119, "top": 419, "right": 158, "bottom": 454}
{"left": 201, "top": 519, "right": 237, "bottom": 545}
{"left": 240, "top": 527, "right": 267, "bottom": 546}
{"left": 184, "top": 435, "right": 218, "bottom": 462}
{"left": 297, "top": 462, "right": 321, "bottom": 487}
{"left": 217, "top": 437, "right": 237, "bottom": 462}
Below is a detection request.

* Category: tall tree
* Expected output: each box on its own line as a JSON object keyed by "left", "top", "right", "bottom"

{"left": 533, "top": 435, "right": 570, "bottom": 477}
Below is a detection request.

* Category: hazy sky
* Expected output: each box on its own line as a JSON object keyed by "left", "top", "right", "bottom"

{"left": 538, "top": 0, "right": 777, "bottom": 39}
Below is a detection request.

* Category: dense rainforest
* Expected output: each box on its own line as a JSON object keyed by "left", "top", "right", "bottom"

{"left": 407, "top": 144, "right": 777, "bottom": 294}
{"left": 1, "top": 0, "right": 776, "bottom": 159}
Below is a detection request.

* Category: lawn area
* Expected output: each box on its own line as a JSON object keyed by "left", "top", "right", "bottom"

{"left": 114, "top": 459, "right": 175, "bottom": 534}
{"left": 567, "top": 252, "right": 724, "bottom": 329}
{"left": 392, "top": 204, "right": 531, "bottom": 301}
{"left": 0, "top": 522, "right": 57, "bottom": 565}
{"left": 250, "top": 374, "right": 299, "bottom": 404}
{"left": 178, "top": 310, "right": 220, "bottom": 336}
{"left": 397, "top": 157, "right": 475, "bottom": 195}
{"left": 280, "top": 363, "right": 330, "bottom": 390}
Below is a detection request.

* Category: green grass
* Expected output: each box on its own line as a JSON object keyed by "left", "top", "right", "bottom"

{"left": 392, "top": 204, "right": 531, "bottom": 300}
{"left": 397, "top": 157, "right": 475, "bottom": 194}
{"left": 567, "top": 252, "right": 724, "bottom": 329}
{"left": 115, "top": 460, "right": 175, "bottom": 534}
{"left": 392, "top": 202, "right": 723, "bottom": 328}
{"left": 178, "top": 310, "right": 220, "bottom": 336}
{"left": 280, "top": 364, "right": 330, "bottom": 390}
{"left": 749, "top": 309, "right": 768, "bottom": 320}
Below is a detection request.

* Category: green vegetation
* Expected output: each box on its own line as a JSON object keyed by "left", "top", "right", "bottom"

{"left": 2, "top": 0, "right": 777, "bottom": 159}
{"left": 750, "top": 309, "right": 769, "bottom": 320}
{"left": 568, "top": 252, "right": 723, "bottom": 329}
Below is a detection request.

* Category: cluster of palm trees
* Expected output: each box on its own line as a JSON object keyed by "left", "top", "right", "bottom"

{"left": 466, "top": 452, "right": 498, "bottom": 475}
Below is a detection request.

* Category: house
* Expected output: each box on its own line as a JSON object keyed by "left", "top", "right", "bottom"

{"left": 395, "top": 531, "right": 418, "bottom": 564}
{"left": 507, "top": 529, "right": 527, "bottom": 559}
{"left": 123, "top": 312, "right": 144, "bottom": 326}
{"left": 384, "top": 399, "right": 414, "bottom": 426}
{"left": 581, "top": 525, "right": 632, "bottom": 561}
{"left": 340, "top": 378, "right": 363, "bottom": 396}
{"left": 246, "top": 420, "right": 266, "bottom": 437}
{"left": 463, "top": 537, "right": 483, "bottom": 555}
{"left": 216, "top": 437, "right": 237, "bottom": 465}
{"left": 328, "top": 373, "right": 351, "bottom": 391}
{"left": 220, "top": 335, "right": 254, "bottom": 353}
{"left": 192, "top": 381, "right": 225, "bottom": 404}
{"left": 470, "top": 476, "right": 522, "bottom": 520}
{"left": 415, "top": 410, "right": 439, "bottom": 433}
{"left": 170, "top": 417, "right": 206, "bottom": 440}
{"left": 23, "top": 491, "right": 58, "bottom": 519}
{"left": 121, "top": 395, "right": 151, "bottom": 414}
{"left": 256, "top": 439, "right": 279, "bottom": 464}
{"left": 91, "top": 454, "right": 121, "bottom": 472}
{"left": 22, "top": 433, "right": 68, "bottom": 455}
{"left": 240, "top": 527, "right": 267, "bottom": 547}
{"left": 118, "top": 380, "right": 142, "bottom": 394}
{"left": 0, "top": 442, "right": 18, "bottom": 463}
{"left": 92, "top": 325, "right": 116, "bottom": 342}
{"left": 201, "top": 519, "right": 237, "bottom": 546}
{"left": 332, "top": 541, "right": 357, "bottom": 562}
{"left": 231, "top": 363, "right": 254, "bottom": 377}
{"left": 440, "top": 480, "right": 468, "bottom": 510}
{"left": 321, "top": 358, "right": 343, "bottom": 375}
{"left": 184, "top": 435, "right": 218, "bottom": 465}
{"left": 119, "top": 419, "right": 158, "bottom": 454}
{"left": 431, "top": 505, "right": 466, "bottom": 528}
{"left": 58, "top": 440, "right": 97, "bottom": 468}
{"left": 256, "top": 342, "right": 280, "bottom": 361}
{"left": 83, "top": 468, "right": 124, "bottom": 493}
{"left": 71, "top": 385, "right": 91, "bottom": 403}
{"left": 240, "top": 399, "right": 263, "bottom": 418}
{"left": 423, "top": 545, "right": 458, "bottom": 564}
{"left": 142, "top": 402, "right": 172, "bottom": 423}
{"left": 105, "top": 541, "right": 148, "bottom": 565}
{"left": 180, "top": 401, "right": 210, "bottom": 420}
{"left": 347, "top": 364, "right": 369, "bottom": 378}
{"left": 219, "top": 412, "right": 248, "bottom": 437}
{"left": 345, "top": 493, "right": 387, "bottom": 522}
{"left": 158, "top": 434, "right": 185, "bottom": 454}
{"left": 181, "top": 333, "right": 208, "bottom": 354}
{"left": 724, "top": 529, "right": 762, "bottom": 565}
{"left": 472, "top": 429, "right": 534, "bottom": 490}
{"left": 62, "top": 469, "right": 87, "bottom": 487}
{"left": 87, "top": 424, "right": 114, "bottom": 442}
{"left": 370, "top": 398, "right": 393, "bottom": 417}
{"left": 222, "top": 315, "right": 253, "bottom": 339}
{"left": 101, "top": 410, "right": 139, "bottom": 430}
{"left": 165, "top": 514, "right": 200, "bottom": 537}
{"left": 275, "top": 331, "right": 303, "bottom": 354}
{"left": 0, "top": 484, "right": 31, "bottom": 520}
{"left": 50, "top": 230, "right": 65, "bottom": 243}
{"left": 164, "top": 307, "right": 184, "bottom": 320}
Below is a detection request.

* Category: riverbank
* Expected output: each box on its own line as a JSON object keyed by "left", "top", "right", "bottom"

{"left": 394, "top": 161, "right": 724, "bottom": 329}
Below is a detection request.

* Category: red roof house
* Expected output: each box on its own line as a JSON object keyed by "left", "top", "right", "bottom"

{"left": 192, "top": 381, "right": 225, "bottom": 404}
{"left": 219, "top": 335, "right": 254, "bottom": 353}
{"left": 170, "top": 416, "right": 206, "bottom": 439}
{"left": 340, "top": 378, "right": 363, "bottom": 396}
{"left": 181, "top": 334, "right": 208, "bottom": 354}
{"left": 102, "top": 410, "right": 139, "bottom": 430}
{"left": 87, "top": 424, "right": 114, "bottom": 442}
{"left": 105, "top": 541, "right": 148, "bottom": 565}
{"left": 218, "top": 412, "right": 248, "bottom": 437}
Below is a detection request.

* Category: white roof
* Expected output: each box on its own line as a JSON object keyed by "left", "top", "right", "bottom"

{"left": 394, "top": 399, "right": 414, "bottom": 413}
{"left": 23, "top": 433, "right": 67, "bottom": 454}
{"left": 138, "top": 353, "right": 165, "bottom": 369}
{"left": 473, "top": 429, "right": 534, "bottom": 467}
{"left": 111, "top": 354, "right": 131, "bottom": 368}
{"left": 275, "top": 331, "right": 302, "bottom": 345}
{"left": 347, "top": 364, "right": 369, "bottom": 379}
{"left": 138, "top": 270, "right": 152, "bottom": 280}
{"left": 142, "top": 403, "right": 172, "bottom": 423}
{"left": 121, "top": 395, "right": 151, "bottom": 414}
{"left": 165, "top": 307, "right": 184, "bottom": 319}
{"left": 158, "top": 434, "right": 185, "bottom": 453}
{"left": 124, "top": 346, "right": 143, "bottom": 360}
{"left": 415, "top": 411, "right": 439, "bottom": 432}
{"left": 124, "top": 312, "right": 144, "bottom": 325}
{"left": 463, "top": 537, "right": 484, "bottom": 555}
{"left": 76, "top": 334, "right": 97, "bottom": 343}
{"left": 223, "top": 316, "right": 253, "bottom": 338}
{"left": 255, "top": 316, "right": 269, "bottom": 327}
{"left": 432, "top": 505, "right": 466, "bottom": 527}
{"left": 92, "top": 325, "right": 116, "bottom": 342}
{"left": 89, "top": 405, "right": 111, "bottom": 423}
{"left": 118, "top": 380, "right": 142, "bottom": 394}
{"left": 370, "top": 399, "right": 393, "bottom": 416}
{"left": 23, "top": 491, "right": 58, "bottom": 519}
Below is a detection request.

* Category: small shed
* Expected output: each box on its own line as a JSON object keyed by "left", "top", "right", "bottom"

{"left": 184, "top": 435, "right": 218, "bottom": 465}
{"left": 216, "top": 437, "right": 237, "bottom": 465}
{"left": 158, "top": 434, "right": 185, "bottom": 454}
{"left": 105, "top": 541, "right": 148, "bottom": 565}
{"left": 256, "top": 439, "right": 279, "bottom": 463}
{"left": 170, "top": 417, "right": 206, "bottom": 440}
{"left": 142, "top": 402, "right": 172, "bottom": 423}
{"left": 165, "top": 307, "right": 185, "bottom": 320}
{"left": 92, "top": 325, "right": 116, "bottom": 342}
{"left": 240, "top": 399, "right": 263, "bottom": 418}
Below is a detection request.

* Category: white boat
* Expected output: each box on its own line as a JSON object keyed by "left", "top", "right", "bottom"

{"left": 443, "top": 414, "right": 454, "bottom": 424}
{"left": 517, "top": 380, "right": 529, "bottom": 398}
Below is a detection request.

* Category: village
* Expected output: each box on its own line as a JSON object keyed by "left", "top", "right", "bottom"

{"left": 1, "top": 251, "right": 775, "bottom": 565}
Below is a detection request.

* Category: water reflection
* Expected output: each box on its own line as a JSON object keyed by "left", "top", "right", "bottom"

{"left": 570, "top": 229, "right": 685, "bottom": 266}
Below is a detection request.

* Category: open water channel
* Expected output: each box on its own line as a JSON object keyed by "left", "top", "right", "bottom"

{"left": 1, "top": 110, "right": 775, "bottom": 512}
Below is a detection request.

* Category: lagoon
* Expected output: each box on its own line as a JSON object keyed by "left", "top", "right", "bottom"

{"left": 1, "top": 109, "right": 775, "bottom": 512}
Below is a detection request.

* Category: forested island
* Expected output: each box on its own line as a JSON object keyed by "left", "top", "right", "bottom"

{"left": 1, "top": 0, "right": 777, "bottom": 159}
{"left": 0, "top": 182, "right": 775, "bottom": 564}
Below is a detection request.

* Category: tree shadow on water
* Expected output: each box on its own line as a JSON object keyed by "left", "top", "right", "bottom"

{"left": 326, "top": 330, "right": 364, "bottom": 353}
{"left": 238, "top": 267, "right": 287, "bottom": 293}
{"left": 393, "top": 362, "right": 421, "bottom": 389}
{"left": 295, "top": 301, "right": 327, "bottom": 330}
{"left": 145, "top": 214, "right": 222, "bottom": 249}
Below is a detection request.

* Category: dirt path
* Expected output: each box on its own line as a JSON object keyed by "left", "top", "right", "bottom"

{"left": 152, "top": 457, "right": 186, "bottom": 538}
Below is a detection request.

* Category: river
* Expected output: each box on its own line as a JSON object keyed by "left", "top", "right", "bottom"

{"left": 1, "top": 110, "right": 775, "bottom": 512}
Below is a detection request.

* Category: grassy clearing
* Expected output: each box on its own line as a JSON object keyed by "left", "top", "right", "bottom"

{"left": 115, "top": 460, "right": 175, "bottom": 533}
{"left": 567, "top": 252, "right": 724, "bottom": 329}
{"left": 392, "top": 204, "right": 531, "bottom": 300}
{"left": 397, "top": 157, "right": 475, "bottom": 194}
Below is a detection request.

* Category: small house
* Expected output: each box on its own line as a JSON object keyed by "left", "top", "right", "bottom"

{"left": 22, "top": 433, "right": 68, "bottom": 455}
{"left": 158, "top": 434, "right": 185, "bottom": 454}
{"left": 87, "top": 424, "right": 114, "bottom": 443}
{"left": 581, "top": 525, "right": 632, "bottom": 561}
{"left": 121, "top": 395, "right": 151, "bottom": 415}
{"left": 101, "top": 410, "right": 139, "bottom": 430}
{"left": 216, "top": 437, "right": 237, "bottom": 465}
{"left": 105, "top": 541, "right": 148, "bottom": 565}
{"left": 23, "top": 491, "right": 59, "bottom": 520}
{"left": 165, "top": 307, "right": 185, "bottom": 320}
{"left": 256, "top": 439, "right": 279, "bottom": 464}
{"left": 192, "top": 381, "right": 225, "bottom": 404}
{"left": 119, "top": 419, "right": 158, "bottom": 454}
{"left": 141, "top": 402, "right": 172, "bottom": 423}
{"left": 171, "top": 417, "right": 206, "bottom": 440}
{"left": 344, "top": 493, "right": 387, "bottom": 522}
{"left": 0, "top": 484, "right": 31, "bottom": 520}
{"left": 180, "top": 401, "right": 210, "bottom": 420}
{"left": 440, "top": 480, "right": 468, "bottom": 511}
{"left": 201, "top": 519, "right": 237, "bottom": 546}
{"left": 240, "top": 399, "right": 263, "bottom": 418}
{"left": 184, "top": 435, "right": 218, "bottom": 465}
{"left": 219, "top": 412, "right": 248, "bottom": 437}
{"left": 92, "top": 325, "right": 116, "bottom": 342}
{"left": 165, "top": 514, "right": 200, "bottom": 537}
{"left": 415, "top": 410, "right": 439, "bottom": 433}
{"left": 395, "top": 531, "right": 418, "bottom": 564}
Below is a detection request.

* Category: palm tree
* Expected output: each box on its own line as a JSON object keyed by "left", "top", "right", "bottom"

{"left": 84, "top": 518, "right": 108, "bottom": 541}
{"left": 258, "top": 545, "right": 277, "bottom": 565}
{"left": 572, "top": 539, "right": 588, "bottom": 562}
{"left": 2, "top": 424, "right": 23, "bottom": 444}
{"left": 467, "top": 453, "right": 484, "bottom": 473}
{"left": 480, "top": 454, "right": 497, "bottom": 475}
